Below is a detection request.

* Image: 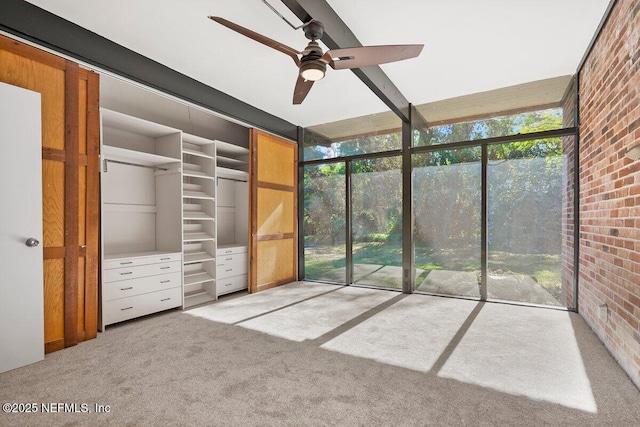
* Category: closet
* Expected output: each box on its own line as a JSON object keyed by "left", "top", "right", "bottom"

{"left": 100, "top": 108, "right": 251, "bottom": 324}
{"left": 100, "top": 109, "right": 183, "bottom": 327}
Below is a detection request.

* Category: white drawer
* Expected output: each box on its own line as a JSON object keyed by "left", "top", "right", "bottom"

{"left": 104, "top": 261, "right": 182, "bottom": 283}
{"left": 217, "top": 262, "right": 247, "bottom": 279}
{"left": 103, "top": 287, "right": 182, "bottom": 326}
{"left": 216, "top": 245, "right": 247, "bottom": 256}
{"left": 217, "top": 274, "right": 247, "bottom": 296}
{"left": 217, "top": 252, "right": 247, "bottom": 266}
{"left": 104, "top": 253, "right": 182, "bottom": 270}
{"left": 103, "top": 272, "right": 181, "bottom": 301}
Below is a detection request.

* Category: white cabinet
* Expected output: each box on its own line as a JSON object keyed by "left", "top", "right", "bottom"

{"left": 102, "top": 252, "right": 182, "bottom": 325}
{"left": 216, "top": 245, "right": 248, "bottom": 296}
{"left": 100, "top": 109, "right": 183, "bottom": 328}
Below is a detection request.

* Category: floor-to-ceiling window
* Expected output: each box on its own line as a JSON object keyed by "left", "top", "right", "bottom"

{"left": 302, "top": 163, "right": 346, "bottom": 283}
{"left": 301, "top": 81, "right": 577, "bottom": 309}
{"left": 351, "top": 156, "right": 403, "bottom": 289}
{"left": 487, "top": 138, "right": 565, "bottom": 306}
{"left": 412, "top": 148, "right": 482, "bottom": 297}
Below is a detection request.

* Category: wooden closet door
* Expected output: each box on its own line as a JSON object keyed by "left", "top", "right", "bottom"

{"left": 0, "top": 35, "right": 100, "bottom": 352}
{"left": 249, "top": 130, "right": 297, "bottom": 292}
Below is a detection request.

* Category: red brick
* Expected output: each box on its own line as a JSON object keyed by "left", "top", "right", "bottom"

{"left": 579, "top": 0, "right": 640, "bottom": 389}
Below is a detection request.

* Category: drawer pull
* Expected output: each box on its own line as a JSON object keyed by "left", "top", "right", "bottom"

{"left": 224, "top": 283, "right": 232, "bottom": 287}
{"left": 160, "top": 298, "right": 171, "bottom": 302}
{"left": 225, "top": 257, "right": 233, "bottom": 261}
{"left": 160, "top": 280, "right": 171, "bottom": 284}
{"left": 160, "top": 257, "right": 171, "bottom": 260}
{"left": 225, "top": 269, "right": 233, "bottom": 272}
{"left": 120, "top": 272, "right": 133, "bottom": 275}
{"left": 225, "top": 250, "right": 233, "bottom": 254}
{"left": 160, "top": 266, "right": 171, "bottom": 270}
{"left": 120, "top": 286, "right": 133, "bottom": 291}
{"left": 120, "top": 261, "right": 133, "bottom": 265}
{"left": 121, "top": 306, "right": 133, "bottom": 311}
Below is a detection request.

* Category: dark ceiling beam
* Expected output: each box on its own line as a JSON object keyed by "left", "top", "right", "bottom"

{"left": 0, "top": 0, "right": 298, "bottom": 141}
{"left": 281, "top": 0, "right": 411, "bottom": 123}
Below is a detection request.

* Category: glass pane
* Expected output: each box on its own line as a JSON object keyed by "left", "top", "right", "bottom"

{"left": 303, "top": 164, "right": 346, "bottom": 283}
{"left": 352, "top": 156, "right": 402, "bottom": 289}
{"left": 304, "top": 111, "right": 402, "bottom": 161}
{"left": 414, "top": 108, "right": 564, "bottom": 147}
{"left": 413, "top": 148, "right": 482, "bottom": 297}
{"left": 487, "top": 137, "right": 564, "bottom": 306}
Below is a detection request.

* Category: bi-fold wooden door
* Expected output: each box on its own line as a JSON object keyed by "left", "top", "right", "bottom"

{"left": 0, "top": 35, "right": 100, "bottom": 352}
{"left": 249, "top": 130, "right": 298, "bottom": 292}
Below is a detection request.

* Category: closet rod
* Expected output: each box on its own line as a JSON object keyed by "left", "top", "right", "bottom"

{"left": 103, "top": 159, "right": 168, "bottom": 172}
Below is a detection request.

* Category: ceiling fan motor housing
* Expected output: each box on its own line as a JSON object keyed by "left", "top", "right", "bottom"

{"left": 303, "top": 20, "right": 324, "bottom": 41}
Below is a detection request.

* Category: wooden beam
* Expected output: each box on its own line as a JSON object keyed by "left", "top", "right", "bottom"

{"left": 0, "top": 0, "right": 298, "bottom": 140}
{"left": 281, "top": 0, "right": 411, "bottom": 122}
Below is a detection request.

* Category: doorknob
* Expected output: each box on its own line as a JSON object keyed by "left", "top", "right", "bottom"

{"left": 25, "top": 238, "right": 40, "bottom": 247}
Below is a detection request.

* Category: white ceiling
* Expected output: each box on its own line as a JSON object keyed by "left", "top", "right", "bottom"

{"left": 26, "top": 0, "right": 609, "bottom": 128}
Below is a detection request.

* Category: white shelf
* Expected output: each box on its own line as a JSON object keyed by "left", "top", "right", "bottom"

{"left": 216, "top": 140, "right": 249, "bottom": 157}
{"left": 184, "top": 250, "right": 215, "bottom": 264}
{"left": 183, "top": 170, "right": 214, "bottom": 180}
{"left": 184, "top": 291, "right": 215, "bottom": 307}
{"left": 183, "top": 212, "right": 214, "bottom": 221}
{"left": 102, "top": 108, "right": 181, "bottom": 138}
{"left": 183, "top": 133, "right": 215, "bottom": 146}
{"left": 183, "top": 232, "right": 215, "bottom": 242}
{"left": 217, "top": 167, "right": 249, "bottom": 180}
{"left": 103, "top": 145, "right": 180, "bottom": 166}
{"left": 184, "top": 271, "right": 215, "bottom": 286}
{"left": 217, "top": 156, "right": 247, "bottom": 169}
{"left": 183, "top": 190, "right": 214, "bottom": 200}
{"left": 183, "top": 147, "right": 214, "bottom": 160}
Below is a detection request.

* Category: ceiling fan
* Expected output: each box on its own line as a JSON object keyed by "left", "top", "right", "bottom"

{"left": 208, "top": 16, "right": 423, "bottom": 104}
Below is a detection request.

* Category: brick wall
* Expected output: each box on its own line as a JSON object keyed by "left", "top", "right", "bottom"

{"left": 579, "top": 0, "right": 640, "bottom": 389}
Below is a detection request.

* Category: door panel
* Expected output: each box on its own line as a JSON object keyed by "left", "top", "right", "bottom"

{"left": 0, "top": 82, "right": 44, "bottom": 373}
{"left": 256, "top": 239, "right": 296, "bottom": 286}
{"left": 250, "top": 130, "right": 297, "bottom": 292}
{"left": 0, "top": 35, "right": 100, "bottom": 352}
{"left": 257, "top": 188, "right": 295, "bottom": 236}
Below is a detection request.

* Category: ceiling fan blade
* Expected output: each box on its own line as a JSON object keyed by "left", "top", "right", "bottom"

{"left": 322, "top": 44, "right": 423, "bottom": 70}
{"left": 208, "top": 16, "right": 300, "bottom": 66}
{"left": 293, "top": 75, "right": 314, "bottom": 104}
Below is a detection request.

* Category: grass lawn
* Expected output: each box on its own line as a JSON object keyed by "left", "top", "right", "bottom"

{"left": 304, "top": 242, "right": 563, "bottom": 300}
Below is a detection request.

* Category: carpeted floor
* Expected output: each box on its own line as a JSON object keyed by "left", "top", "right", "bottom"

{"left": 1, "top": 282, "right": 639, "bottom": 426}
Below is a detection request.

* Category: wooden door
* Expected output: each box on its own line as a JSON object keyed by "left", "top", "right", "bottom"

{"left": 0, "top": 35, "right": 100, "bottom": 353}
{"left": 249, "top": 130, "right": 297, "bottom": 292}
{"left": 0, "top": 82, "right": 44, "bottom": 373}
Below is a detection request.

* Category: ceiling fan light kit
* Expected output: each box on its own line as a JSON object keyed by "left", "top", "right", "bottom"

{"left": 208, "top": 16, "right": 423, "bottom": 104}
{"left": 299, "top": 61, "right": 326, "bottom": 81}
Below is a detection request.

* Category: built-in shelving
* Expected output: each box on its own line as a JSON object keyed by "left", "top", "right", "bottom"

{"left": 215, "top": 140, "right": 249, "bottom": 297}
{"left": 181, "top": 133, "right": 217, "bottom": 307}
{"left": 100, "top": 108, "right": 183, "bottom": 329}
